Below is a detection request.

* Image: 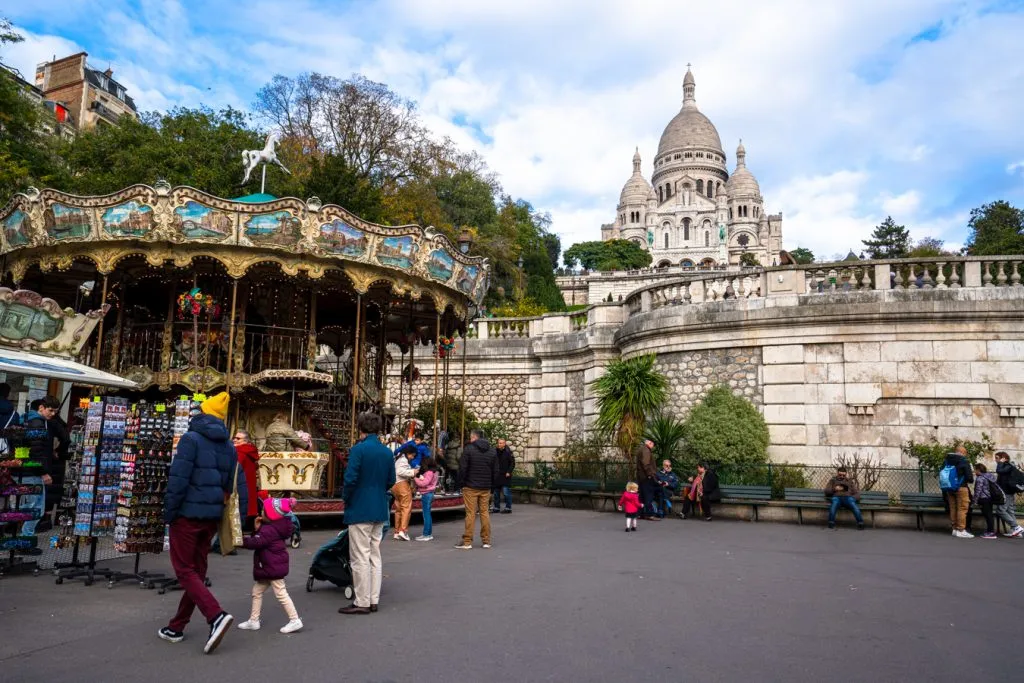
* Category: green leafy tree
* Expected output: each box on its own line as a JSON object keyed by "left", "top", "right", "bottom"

{"left": 563, "top": 239, "right": 652, "bottom": 270}
{"left": 908, "top": 236, "right": 953, "bottom": 258}
{"left": 862, "top": 216, "right": 910, "bottom": 259}
{"left": 739, "top": 252, "right": 759, "bottom": 267}
{"left": 788, "top": 247, "right": 815, "bottom": 264}
{"left": 901, "top": 434, "right": 994, "bottom": 474}
{"left": 643, "top": 412, "right": 687, "bottom": 463}
{"left": 591, "top": 354, "right": 668, "bottom": 461}
{"left": 964, "top": 201, "right": 1024, "bottom": 255}
{"left": 681, "top": 386, "right": 769, "bottom": 468}
{"left": 303, "top": 153, "right": 386, "bottom": 222}
{"left": 542, "top": 233, "right": 561, "bottom": 270}
{"left": 412, "top": 396, "right": 477, "bottom": 444}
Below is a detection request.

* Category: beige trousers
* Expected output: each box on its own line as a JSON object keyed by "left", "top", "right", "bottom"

{"left": 250, "top": 579, "right": 298, "bottom": 621}
{"left": 348, "top": 521, "right": 384, "bottom": 608}
{"left": 461, "top": 487, "right": 492, "bottom": 545}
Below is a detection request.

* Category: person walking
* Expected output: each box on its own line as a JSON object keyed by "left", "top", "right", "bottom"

{"left": 392, "top": 444, "right": 418, "bottom": 541}
{"left": 618, "top": 482, "right": 642, "bottom": 532}
{"left": 414, "top": 456, "right": 439, "bottom": 541}
{"left": 237, "top": 496, "right": 303, "bottom": 634}
{"left": 940, "top": 445, "right": 975, "bottom": 538}
{"left": 973, "top": 463, "right": 1004, "bottom": 540}
{"left": 633, "top": 439, "right": 658, "bottom": 520}
{"left": 824, "top": 466, "right": 865, "bottom": 530}
{"left": 233, "top": 430, "right": 261, "bottom": 531}
{"left": 159, "top": 392, "right": 237, "bottom": 654}
{"left": 994, "top": 451, "right": 1024, "bottom": 537}
{"left": 491, "top": 438, "right": 515, "bottom": 513}
{"left": 339, "top": 412, "right": 396, "bottom": 615}
{"left": 455, "top": 429, "right": 499, "bottom": 549}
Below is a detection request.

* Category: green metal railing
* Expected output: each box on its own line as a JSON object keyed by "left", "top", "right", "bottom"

{"left": 515, "top": 460, "right": 1021, "bottom": 509}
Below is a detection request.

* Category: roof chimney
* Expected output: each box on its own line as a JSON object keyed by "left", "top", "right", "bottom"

{"left": 103, "top": 67, "right": 113, "bottom": 78}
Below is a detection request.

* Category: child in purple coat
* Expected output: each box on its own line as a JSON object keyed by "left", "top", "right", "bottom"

{"left": 237, "top": 496, "right": 303, "bottom": 634}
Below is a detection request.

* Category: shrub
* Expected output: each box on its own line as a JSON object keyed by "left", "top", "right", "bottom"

{"left": 412, "top": 397, "right": 477, "bottom": 442}
{"left": 833, "top": 452, "right": 883, "bottom": 491}
{"left": 591, "top": 354, "right": 668, "bottom": 461}
{"left": 475, "top": 418, "right": 522, "bottom": 446}
{"left": 901, "top": 434, "right": 994, "bottom": 474}
{"left": 553, "top": 433, "right": 616, "bottom": 480}
{"left": 644, "top": 412, "right": 687, "bottom": 462}
{"left": 681, "top": 386, "right": 769, "bottom": 469}
{"left": 770, "top": 464, "right": 809, "bottom": 499}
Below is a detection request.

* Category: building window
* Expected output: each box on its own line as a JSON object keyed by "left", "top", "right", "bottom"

{"left": 674, "top": 154, "right": 681, "bottom": 160}
{"left": 683, "top": 217, "right": 690, "bottom": 241}
{"left": 705, "top": 231, "right": 710, "bottom": 247}
{"left": 696, "top": 179, "right": 704, "bottom": 194}
{"left": 666, "top": 183, "right": 672, "bottom": 198}
{"left": 664, "top": 233, "right": 669, "bottom": 249}
{"left": 716, "top": 182, "right": 721, "bottom": 194}
{"left": 707, "top": 183, "right": 713, "bottom": 198}
{"left": 729, "top": 208, "right": 733, "bottom": 220}
{"left": 738, "top": 233, "right": 749, "bottom": 247}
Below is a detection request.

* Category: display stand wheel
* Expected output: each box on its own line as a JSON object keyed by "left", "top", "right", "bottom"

{"left": 55, "top": 577, "right": 64, "bottom": 585}
{"left": 344, "top": 585, "right": 354, "bottom": 600}
{"left": 306, "top": 575, "right": 314, "bottom": 592}
{"left": 157, "top": 588, "right": 166, "bottom": 595}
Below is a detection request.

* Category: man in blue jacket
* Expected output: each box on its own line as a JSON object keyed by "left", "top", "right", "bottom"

{"left": 158, "top": 392, "right": 236, "bottom": 654}
{"left": 340, "top": 411, "right": 396, "bottom": 615}
{"left": 399, "top": 431, "right": 431, "bottom": 469}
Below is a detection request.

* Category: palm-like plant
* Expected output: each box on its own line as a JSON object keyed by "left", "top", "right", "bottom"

{"left": 591, "top": 354, "right": 668, "bottom": 461}
{"left": 644, "top": 411, "right": 687, "bottom": 463}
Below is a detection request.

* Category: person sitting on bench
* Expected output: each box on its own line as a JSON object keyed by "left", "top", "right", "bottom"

{"left": 824, "top": 466, "right": 864, "bottom": 530}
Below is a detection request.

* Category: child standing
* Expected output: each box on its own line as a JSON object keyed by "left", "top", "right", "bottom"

{"left": 238, "top": 496, "right": 303, "bottom": 634}
{"left": 618, "top": 482, "right": 642, "bottom": 532}
{"left": 414, "top": 456, "right": 439, "bottom": 541}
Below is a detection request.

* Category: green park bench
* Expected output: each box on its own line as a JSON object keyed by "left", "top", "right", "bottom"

{"left": 785, "top": 488, "right": 891, "bottom": 527}
{"left": 719, "top": 485, "right": 772, "bottom": 521}
{"left": 509, "top": 476, "right": 536, "bottom": 489}
{"left": 547, "top": 478, "right": 600, "bottom": 510}
{"left": 899, "top": 492, "right": 945, "bottom": 531}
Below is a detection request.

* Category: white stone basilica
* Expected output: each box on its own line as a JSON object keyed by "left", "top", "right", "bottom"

{"left": 601, "top": 68, "right": 782, "bottom": 267}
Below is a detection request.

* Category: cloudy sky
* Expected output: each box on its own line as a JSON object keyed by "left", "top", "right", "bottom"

{"left": 4, "top": 0, "right": 1024, "bottom": 259}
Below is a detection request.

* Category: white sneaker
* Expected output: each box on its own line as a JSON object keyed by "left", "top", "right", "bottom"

{"left": 1008, "top": 526, "right": 1024, "bottom": 538}
{"left": 280, "top": 619, "right": 303, "bottom": 634}
{"left": 397, "top": 531, "right": 410, "bottom": 541}
{"left": 482, "top": 543, "right": 492, "bottom": 549}
{"left": 414, "top": 535, "right": 433, "bottom": 541}
{"left": 237, "top": 620, "right": 260, "bottom": 631}
{"left": 957, "top": 530, "right": 975, "bottom": 538}
{"left": 454, "top": 543, "right": 472, "bottom": 549}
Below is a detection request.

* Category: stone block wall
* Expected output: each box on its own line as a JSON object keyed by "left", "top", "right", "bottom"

{"left": 385, "top": 375, "right": 529, "bottom": 437}
{"left": 655, "top": 348, "right": 762, "bottom": 417}
{"left": 566, "top": 370, "right": 585, "bottom": 428}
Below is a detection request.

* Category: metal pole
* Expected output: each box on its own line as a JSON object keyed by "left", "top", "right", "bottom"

{"left": 261, "top": 164, "right": 267, "bottom": 195}
{"left": 348, "top": 295, "right": 362, "bottom": 447}
{"left": 407, "top": 332, "right": 415, "bottom": 437}
{"left": 92, "top": 274, "right": 109, "bottom": 369}
{"left": 397, "top": 347, "right": 405, "bottom": 432}
{"left": 460, "top": 328, "right": 468, "bottom": 444}
{"left": 225, "top": 279, "right": 239, "bottom": 391}
{"left": 431, "top": 313, "right": 440, "bottom": 457}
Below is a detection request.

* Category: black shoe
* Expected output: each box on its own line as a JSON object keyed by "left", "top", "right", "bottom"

{"left": 624, "top": 527, "right": 630, "bottom": 532}
{"left": 370, "top": 604, "right": 378, "bottom": 613}
{"left": 204, "top": 612, "right": 233, "bottom": 654}
{"left": 339, "top": 605, "right": 371, "bottom": 615}
{"left": 158, "top": 627, "right": 184, "bottom": 643}
{"left": 502, "top": 509, "right": 511, "bottom": 514}
{"left": 490, "top": 509, "right": 500, "bottom": 513}
{"left": 704, "top": 516, "right": 712, "bottom": 522}
{"left": 857, "top": 523, "right": 865, "bottom": 531}
{"left": 828, "top": 522, "right": 836, "bottom": 530}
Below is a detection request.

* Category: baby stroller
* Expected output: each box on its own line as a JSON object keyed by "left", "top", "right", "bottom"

{"left": 306, "top": 527, "right": 353, "bottom": 599}
{"left": 287, "top": 511, "right": 301, "bottom": 549}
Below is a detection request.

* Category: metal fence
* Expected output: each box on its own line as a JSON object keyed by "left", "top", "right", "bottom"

{"left": 516, "top": 460, "right": 1022, "bottom": 509}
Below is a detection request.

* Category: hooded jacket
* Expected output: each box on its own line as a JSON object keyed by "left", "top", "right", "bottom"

{"left": 164, "top": 413, "right": 238, "bottom": 523}
{"left": 343, "top": 434, "right": 397, "bottom": 525}
{"left": 23, "top": 410, "right": 55, "bottom": 476}
{"left": 495, "top": 445, "right": 515, "bottom": 481}
{"left": 943, "top": 453, "right": 974, "bottom": 490}
{"left": 824, "top": 475, "right": 861, "bottom": 501}
{"left": 0, "top": 398, "right": 19, "bottom": 431}
{"left": 974, "top": 472, "right": 1001, "bottom": 502}
{"left": 236, "top": 442, "right": 261, "bottom": 517}
{"left": 242, "top": 515, "right": 293, "bottom": 581}
{"left": 459, "top": 437, "right": 499, "bottom": 490}
{"left": 264, "top": 418, "right": 306, "bottom": 451}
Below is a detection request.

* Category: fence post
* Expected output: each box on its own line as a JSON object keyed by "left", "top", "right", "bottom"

{"left": 918, "top": 467, "right": 924, "bottom": 493}
{"left": 767, "top": 462, "right": 773, "bottom": 490}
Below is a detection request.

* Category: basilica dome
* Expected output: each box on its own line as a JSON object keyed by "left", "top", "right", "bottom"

{"left": 619, "top": 148, "right": 652, "bottom": 204}
{"left": 657, "top": 69, "right": 724, "bottom": 157}
{"left": 725, "top": 140, "right": 761, "bottom": 196}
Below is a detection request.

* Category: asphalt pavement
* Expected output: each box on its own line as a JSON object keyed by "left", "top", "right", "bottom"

{"left": 1, "top": 504, "right": 1023, "bottom": 683}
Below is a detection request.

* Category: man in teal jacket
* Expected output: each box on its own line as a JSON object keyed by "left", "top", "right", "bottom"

{"left": 339, "top": 412, "right": 396, "bottom": 615}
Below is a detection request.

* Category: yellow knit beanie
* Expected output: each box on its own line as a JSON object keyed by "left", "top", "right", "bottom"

{"left": 200, "top": 392, "right": 229, "bottom": 421}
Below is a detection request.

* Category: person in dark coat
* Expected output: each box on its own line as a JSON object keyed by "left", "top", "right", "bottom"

{"left": 159, "top": 392, "right": 236, "bottom": 654}
{"left": 491, "top": 438, "right": 515, "bottom": 514}
{"left": 19, "top": 395, "right": 60, "bottom": 539}
{"left": 340, "top": 411, "right": 396, "bottom": 615}
{"left": 633, "top": 439, "right": 659, "bottom": 520}
{"left": 233, "top": 430, "right": 261, "bottom": 529}
{"left": 238, "top": 496, "right": 302, "bottom": 634}
{"left": 683, "top": 462, "right": 721, "bottom": 521}
{"left": 0, "top": 382, "right": 19, "bottom": 433}
{"left": 456, "top": 429, "right": 499, "bottom": 549}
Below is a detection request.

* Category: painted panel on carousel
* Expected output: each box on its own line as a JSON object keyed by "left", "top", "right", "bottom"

{"left": 456, "top": 263, "right": 482, "bottom": 295}
{"left": 101, "top": 201, "right": 155, "bottom": 238}
{"left": 426, "top": 248, "right": 455, "bottom": 282}
{"left": 244, "top": 210, "right": 302, "bottom": 247}
{"left": 3, "top": 209, "right": 30, "bottom": 248}
{"left": 46, "top": 203, "right": 92, "bottom": 241}
{"left": 376, "top": 235, "right": 418, "bottom": 269}
{"left": 0, "top": 302, "right": 62, "bottom": 342}
{"left": 174, "top": 201, "right": 233, "bottom": 240}
{"left": 317, "top": 219, "right": 367, "bottom": 257}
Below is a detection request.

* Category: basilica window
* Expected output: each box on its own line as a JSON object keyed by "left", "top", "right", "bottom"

{"left": 665, "top": 183, "right": 672, "bottom": 198}
{"left": 738, "top": 233, "right": 749, "bottom": 247}
{"left": 729, "top": 208, "right": 733, "bottom": 220}
{"left": 683, "top": 218, "right": 690, "bottom": 241}
{"left": 658, "top": 187, "right": 663, "bottom": 202}
{"left": 716, "top": 182, "right": 722, "bottom": 195}
{"left": 674, "top": 154, "right": 681, "bottom": 160}
{"left": 664, "top": 233, "right": 669, "bottom": 249}
{"left": 707, "top": 182, "right": 713, "bottom": 198}
{"left": 696, "top": 179, "right": 703, "bottom": 194}
{"left": 705, "top": 231, "right": 710, "bottom": 247}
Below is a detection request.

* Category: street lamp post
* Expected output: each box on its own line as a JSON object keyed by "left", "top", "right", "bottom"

{"left": 517, "top": 255, "right": 524, "bottom": 299}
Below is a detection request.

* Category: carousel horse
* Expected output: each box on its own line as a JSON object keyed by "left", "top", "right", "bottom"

{"left": 241, "top": 132, "right": 291, "bottom": 186}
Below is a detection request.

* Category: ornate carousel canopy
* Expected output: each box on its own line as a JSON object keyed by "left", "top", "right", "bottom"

{"left": 0, "top": 183, "right": 489, "bottom": 318}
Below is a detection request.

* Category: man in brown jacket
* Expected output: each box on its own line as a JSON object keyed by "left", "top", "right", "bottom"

{"left": 824, "top": 466, "right": 864, "bottom": 530}
{"left": 633, "top": 439, "right": 659, "bottom": 520}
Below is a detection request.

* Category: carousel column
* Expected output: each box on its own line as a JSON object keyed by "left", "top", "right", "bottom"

{"left": 407, "top": 332, "right": 415, "bottom": 435}
{"left": 375, "top": 310, "right": 387, "bottom": 402}
{"left": 161, "top": 285, "right": 174, "bottom": 376}
{"left": 348, "top": 294, "right": 363, "bottom": 447}
{"left": 307, "top": 291, "right": 318, "bottom": 371}
{"left": 108, "top": 281, "right": 125, "bottom": 374}
{"left": 431, "top": 313, "right": 440, "bottom": 456}
{"left": 460, "top": 329, "right": 468, "bottom": 445}
{"left": 225, "top": 279, "right": 239, "bottom": 391}
{"left": 91, "top": 274, "right": 109, "bottom": 369}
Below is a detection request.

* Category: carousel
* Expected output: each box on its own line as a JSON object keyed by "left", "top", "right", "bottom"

{"left": 0, "top": 171, "right": 487, "bottom": 511}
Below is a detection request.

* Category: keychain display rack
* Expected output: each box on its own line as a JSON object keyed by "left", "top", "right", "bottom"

{"left": 0, "top": 425, "right": 43, "bottom": 577}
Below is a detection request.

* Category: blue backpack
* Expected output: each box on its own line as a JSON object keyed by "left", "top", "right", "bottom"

{"left": 939, "top": 464, "right": 963, "bottom": 492}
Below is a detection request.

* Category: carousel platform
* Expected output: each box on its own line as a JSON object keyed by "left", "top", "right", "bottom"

{"left": 293, "top": 492, "right": 466, "bottom": 517}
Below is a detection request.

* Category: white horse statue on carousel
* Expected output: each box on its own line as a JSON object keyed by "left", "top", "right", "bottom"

{"left": 241, "top": 132, "right": 291, "bottom": 192}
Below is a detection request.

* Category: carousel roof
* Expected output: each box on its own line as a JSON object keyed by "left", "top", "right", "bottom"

{"left": 0, "top": 184, "right": 488, "bottom": 317}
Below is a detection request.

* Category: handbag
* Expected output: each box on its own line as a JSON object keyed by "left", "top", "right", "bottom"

{"left": 0, "top": 412, "right": 16, "bottom": 457}
{"left": 218, "top": 463, "right": 244, "bottom": 556}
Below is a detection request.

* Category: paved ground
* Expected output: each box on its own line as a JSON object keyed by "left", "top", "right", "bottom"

{"left": 2, "top": 505, "right": 1023, "bottom": 682}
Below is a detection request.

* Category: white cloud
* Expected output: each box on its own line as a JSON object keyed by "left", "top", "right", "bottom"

{"left": 1, "top": 30, "right": 82, "bottom": 84}
{"left": 881, "top": 190, "right": 921, "bottom": 218}
{"left": 1008, "top": 161, "right": 1024, "bottom": 175}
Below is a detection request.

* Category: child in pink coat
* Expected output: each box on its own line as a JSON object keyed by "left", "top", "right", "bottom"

{"left": 618, "top": 482, "right": 642, "bottom": 532}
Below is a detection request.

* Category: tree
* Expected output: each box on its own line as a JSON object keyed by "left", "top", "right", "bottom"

{"left": 964, "top": 201, "right": 1024, "bottom": 255}
{"left": 563, "top": 240, "right": 651, "bottom": 270}
{"left": 643, "top": 412, "right": 687, "bottom": 463}
{"left": 412, "top": 397, "right": 477, "bottom": 443}
{"left": 788, "top": 247, "right": 815, "bottom": 264}
{"left": 862, "top": 216, "right": 910, "bottom": 259}
{"left": 591, "top": 354, "right": 668, "bottom": 461}
{"left": 908, "top": 236, "right": 953, "bottom": 258}
{"left": 739, "top": 252, "right": 759, "bottom": 267}
{"left": 542, "top": 233, "right": 561, "bottom": 270}
{"left": 681, "top": 386, "right": 769, "bottom": 468}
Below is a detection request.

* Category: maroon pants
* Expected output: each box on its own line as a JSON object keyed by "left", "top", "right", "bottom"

{"left": 168, "top": 517, "right": 222, "bottom": 632}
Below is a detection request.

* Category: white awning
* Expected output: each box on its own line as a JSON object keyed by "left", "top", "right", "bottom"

{"left": 0, "top": 348, "right": 138, "bottom": 390}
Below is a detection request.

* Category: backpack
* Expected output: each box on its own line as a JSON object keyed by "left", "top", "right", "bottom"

{"left": 1009, "top": 463, "right": 1024, "bottom": 494}
{"left": 939, "top": 464, "right": 963, "bottom": 492}
{"left": 988, "top": 480, "right": 1006, "bottom": 506}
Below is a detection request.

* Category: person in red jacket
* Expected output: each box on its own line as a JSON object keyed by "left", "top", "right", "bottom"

{"left": 233, "top": 430, "right": 261, "bottom": 530}
{"left": 618, "top": 482, "right": 642, "bottom": 532}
